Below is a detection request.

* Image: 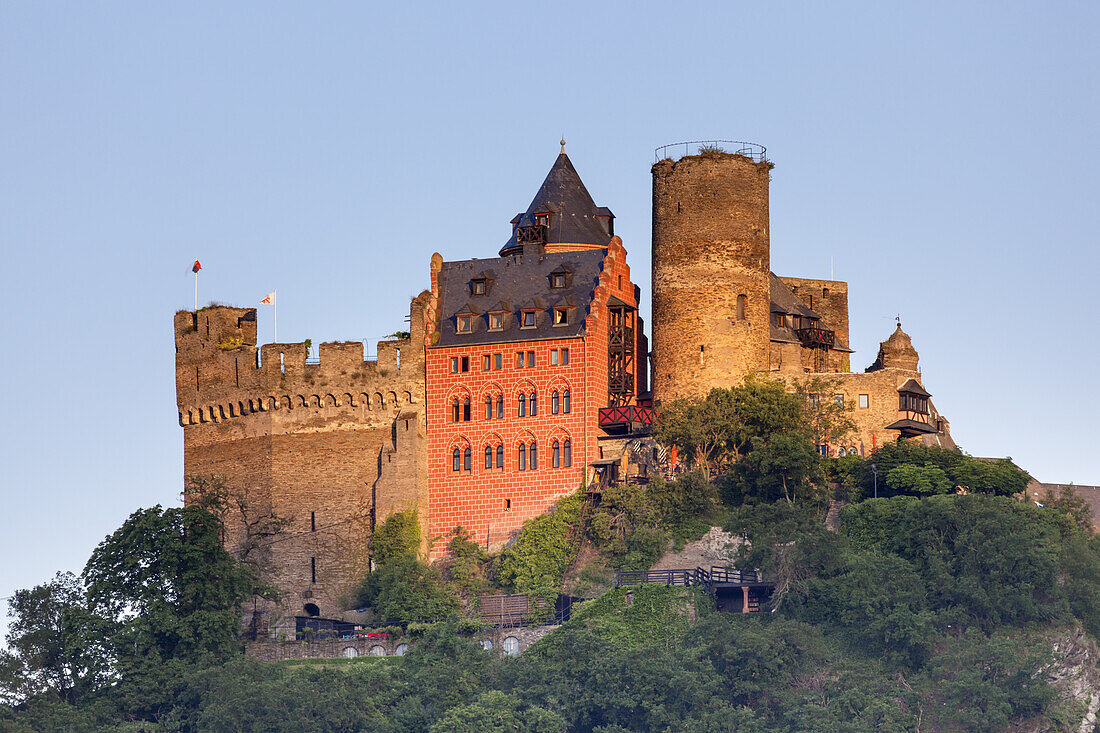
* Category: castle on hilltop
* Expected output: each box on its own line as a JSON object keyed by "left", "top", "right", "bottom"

{"left": 175, "top": 141, "right": 954, "bottom": 633}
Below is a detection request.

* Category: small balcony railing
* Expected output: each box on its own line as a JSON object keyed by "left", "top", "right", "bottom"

{"left": 795, "top": 325, "right": 835, "bottom": 349}
{"left": 598, "top": 405, "right": 655, "bottom": 430}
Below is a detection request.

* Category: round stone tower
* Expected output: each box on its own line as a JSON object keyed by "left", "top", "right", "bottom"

{"left": 651, "top": 144, "right": 772, "bottom": 403}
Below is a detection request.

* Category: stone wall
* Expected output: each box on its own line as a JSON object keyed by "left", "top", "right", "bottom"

{"left": 175, "top": 296, "right": 430, "bottom": 623}
{"left": 651, "top": 153, "right": 772, "bottom": 404}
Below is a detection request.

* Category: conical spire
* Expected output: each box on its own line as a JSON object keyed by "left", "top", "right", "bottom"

{"left": 499, "top": 151, "right": 614, "bottom": 256}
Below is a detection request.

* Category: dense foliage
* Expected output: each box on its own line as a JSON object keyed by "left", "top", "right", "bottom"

{"left": 495, "top": 492, "right": 585, "bottom": 602}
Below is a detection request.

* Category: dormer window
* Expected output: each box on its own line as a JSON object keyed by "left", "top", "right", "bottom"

{"left": 472, "top": 279, "right": 486, "bottom": 295}
{"left": 553, "top": 308, "right": 568, "bottom": 326}
{"left": 521, "top": 310, "right": 537, "bottom": 329}
{"left": 457, "top": 315, "right": 474, "bottom": 333}
{"left": 488, "top": 313, "right": 505, "bottom": 331}
{"left": 535, "top": 213, "right": 549, "bottom": 228}
{"left": 552, "top": 273, "right": 566, "bottom": 289}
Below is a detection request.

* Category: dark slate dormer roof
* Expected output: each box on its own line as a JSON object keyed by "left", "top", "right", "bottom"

{"left": 499, "top": 153, "right": 614, "bottom": 256}
{"left": 768, "top": 273, "right": 853, "bottom": 352}
{"left": 897, "top": 378, "right": 931, "bottom": 398}
{"left": 434, "top": 248, "right": 608, "bottom": 347}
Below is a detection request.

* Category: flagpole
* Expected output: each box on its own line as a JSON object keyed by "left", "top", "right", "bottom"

{"left": 194, "top": 271, "right": 198, "bottom": 311}
{"left": 274, "top": 290, "right": 277, "bottom": 343}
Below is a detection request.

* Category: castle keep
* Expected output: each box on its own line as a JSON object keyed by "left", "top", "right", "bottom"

{"left": 175, "top": 141, "right": 953, "bottom": 627}
{"left": 650, "top": 144, "right": 952, "bottom": 455}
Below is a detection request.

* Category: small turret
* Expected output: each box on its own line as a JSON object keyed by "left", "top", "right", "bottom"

{"left": 867, "top": 323, "right": 919, "bottom": 372}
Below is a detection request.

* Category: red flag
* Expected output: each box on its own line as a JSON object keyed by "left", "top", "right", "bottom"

{"left": 192, "top": 260, "right": 202, "bottom": 273}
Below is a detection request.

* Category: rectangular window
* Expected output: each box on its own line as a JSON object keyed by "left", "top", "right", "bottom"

{"left": 488, "top": 313, "right": 504, "bottom": 331}
{"left": 553, "top": 308, "right": 568, "bottom": 326}
{"left": 450, "top": 357, "right": 458, "bottom": 373}
{"left": 516, "top": 352, "right": 524, "bottom": 369}
{"left": 551, "top": 273, "right": 566, "bottom": 288}
{"left": 461, "top": 356, "right": 469, "bottom": 372}
{"left": 551, "top": 349, "right": 558, "bottom": 366}
{"left": 561, "top": 348, "right": 569, "bottom": 364}
{"left": 311, "top": 512, "right": 316, "bottom": 531}
{"left": 505, "top": 498, "right": 511, "bottom": 510}
{"left": 494, "top": 353, "right": 501, "bottom": 370}
{"left": 457, "top": 315, "right": 473, "bottom": 333}
{"left": 859, "top": 394, "right": 869, "bottom": 409}
{"left": 521, "top": 310, "right": 536, "bottom": 328}
{"left": 483, "top": 354, "right": 491, "bottom": 371}
{"left": 311, "top": 557, "right": 316, "bottom": 584}
{"left": 834, "top": 394, "right": 844, "bottom": 406}
{"left": 527, "top": 350, "right": 535, "bottom": 367}
{"left": 472, "top": 279, "right": 486, "bottom": 295}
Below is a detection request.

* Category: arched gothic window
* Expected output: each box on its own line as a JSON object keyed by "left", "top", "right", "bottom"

{"left": 485, "top": 395, "right": 492, "bottom": 420}
{"left": 737, "top": 294, "right": 747, "bottom": 320}
{"left": 552, "top": 390, "right": 560, "bottom": 414}
{"left": 484, "top": 445, "right": 492, "bottom": 469}
{"left": 563, "top": 390, "right": 571, "bottom": 414}
{"left": 496, "top": 395, "right": 504, "bottom": 419}
{"left": 463, "top": 447, "right": 471, "bottom": 471}
{"left": 496, "top": 444, "right": 504, "bottom": 468}
{"left": 452, "top": 448, "right": 460, "bottom": 472}
{"left": 451, "top": 398, "right": 460, "bottom": 423}
{"left": 552, "top": 440, "right": 560, "bottom": 467}
{"left": 564, "top": 439, "right": 572, "bottom": 467}
{"left": 518, "top": 394, "right": 526, "bottom": 417}
{"left": 518, "top": 444, "right": 527, "bottom": 471}
{"left": 463, "top": 397, "right": 471, "bottom": 422}
{"left": 530, "top": 392, "right": 537, "bottom": 416}
{"left": 530, "top": 441, "right": 538, "bottom": 470}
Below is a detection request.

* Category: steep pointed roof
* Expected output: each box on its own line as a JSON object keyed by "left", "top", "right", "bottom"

{"left": 499, "top": 152, "right": 614, "bottom": 256}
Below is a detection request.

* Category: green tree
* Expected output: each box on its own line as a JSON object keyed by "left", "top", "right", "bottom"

{"left": 355, "top": 555, "right": 460, "bottom": 623}
{"left": 651, "top": 388, "right": 741, "bottom": 480}
{"left": 429, "top": 690, "right": 565, "bottom": 733}
{"left": 727, "top": 431, "right": 822, "bottom": 505}
{"left": 0, "top": 573, "right": 111, "bottom": 706}
{"left": 1042, "top": 484, "right": 1095, "bottom": 532}
{"left": 82, "top": 504, "right": 266, "bottom": 718}
{"left": 794, "top": 376, "right": 857, "bottom": 448}
{"left": 885, "top": 463, "right": 952, "bottom": 495}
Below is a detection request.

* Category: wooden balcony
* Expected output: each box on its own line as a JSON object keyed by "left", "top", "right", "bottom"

{"left": 795, "top": 325, "right": 835, "bottom": 349}
{"left": 598, "top": 405, "right": 655, "bottom": 434}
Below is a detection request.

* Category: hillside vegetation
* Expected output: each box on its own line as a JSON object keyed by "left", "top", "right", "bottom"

{"left": 4, "top": 378, "right": 1100, "bottom": 731}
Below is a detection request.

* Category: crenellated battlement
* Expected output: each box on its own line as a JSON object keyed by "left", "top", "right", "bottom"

{"left": 175, "top": 294, "right": 430, "bottom": 428}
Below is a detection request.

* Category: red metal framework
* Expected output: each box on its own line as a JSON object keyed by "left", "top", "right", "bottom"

{"left": 598, "top": 405, "right": 654, "bottom": 430}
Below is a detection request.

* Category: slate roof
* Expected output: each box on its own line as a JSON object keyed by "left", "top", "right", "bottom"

{"left": 768, "top": 272, "right": 853, "bottom": 352}
{"left": 434, "top": 248, "right": 608, "bottom": 347}
{"left": 499, "top": 153, "right": 614, "bottom": 256}
{"left": 897, "top": 378, "right": 931, "bottom": 397}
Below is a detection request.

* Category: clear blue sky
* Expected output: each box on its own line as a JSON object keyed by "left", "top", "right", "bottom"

{"left": 2, "top": 2, "right": 1098, "bottom": 614}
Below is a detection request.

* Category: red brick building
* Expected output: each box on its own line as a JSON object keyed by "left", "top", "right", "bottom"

{"left": 423, "top": 151, "right": 648, "bottom": 556}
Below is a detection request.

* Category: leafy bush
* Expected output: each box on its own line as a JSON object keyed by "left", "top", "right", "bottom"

{"left": 354, "top": 555, "right": 460, "bottom": 624}
{"left": 885, "top": 463, "right": 952, "bottom": 495}
{"left": 371, "top": 510, "right": 421, "bottom": 566}
{"left": 495, "top": 492, "right": 585, "bottom": 601}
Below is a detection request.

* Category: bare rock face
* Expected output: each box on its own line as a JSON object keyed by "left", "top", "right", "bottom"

{"left": 1015, "top": 624, "right": 1100, "bottom": 733}
{"left": 651, "top": 527, "right": 745, "bottom": 570}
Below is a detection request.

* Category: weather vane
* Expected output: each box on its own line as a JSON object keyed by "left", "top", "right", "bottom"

{"left": 560, "top": 136, "right": 566, "bottom": 154}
